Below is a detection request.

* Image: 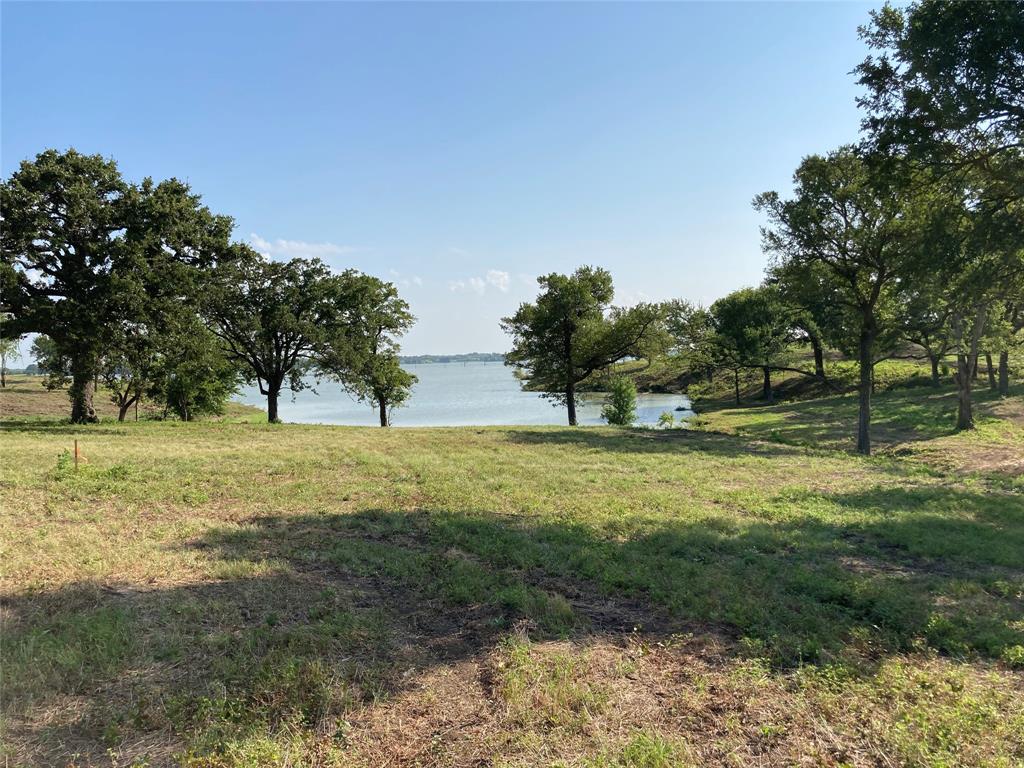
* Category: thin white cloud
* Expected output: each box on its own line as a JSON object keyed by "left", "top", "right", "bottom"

{"left": 387, "top": 268, "right": 423, "bottom": 290}
{"left": 249, "top": 233, "right": 358, "bottom": 261}
{"left": 486, "top": 269, "right": 510, "bottom": 292}
{"left": 449, "top": 269, "right": 510, "bottom": 295}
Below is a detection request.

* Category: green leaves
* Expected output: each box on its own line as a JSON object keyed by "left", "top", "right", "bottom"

{"left": 316, "top": 272, "right": 417, "bottom": 424}
{"left": 856, "top": 0, "right": 1024, "bottom": 177}
{"left": 203, "top": 248, "right": 416, "bottom": 423}
{"left": 601, "top": 377, "right": 638, "bottom": 426}
{"left": 1, "top": 149, "right": 234, "bottom": 422}
{"left": 709, "top": 286, "right": 792, "bottom": 371}
{"left": 502, "top": 267, "right": 667, "bottom": 419}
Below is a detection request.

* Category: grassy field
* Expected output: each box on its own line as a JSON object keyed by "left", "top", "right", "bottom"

{"left": 695, "top": 382, "right": 1024, "bottom": 484}
{"left": 2, "top": 376, "right": 1023, "bottom": 767}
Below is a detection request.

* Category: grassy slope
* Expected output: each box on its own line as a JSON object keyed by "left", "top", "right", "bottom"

{"left": 695, "top": 382, "right": 1024, "bottom": 484}
{"left": 2, "top": 379, "right": 1023, "bottom": 767}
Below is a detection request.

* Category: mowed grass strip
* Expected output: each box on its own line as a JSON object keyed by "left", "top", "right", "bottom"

{"left": 1, "top": 407, "right": 1023, "bottom": 766}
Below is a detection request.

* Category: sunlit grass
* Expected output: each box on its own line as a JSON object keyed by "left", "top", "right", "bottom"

{"left": 2, "top": 378, "right": 1023, "bottom": 766}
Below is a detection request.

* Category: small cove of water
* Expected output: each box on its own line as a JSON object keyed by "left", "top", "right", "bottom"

{"left": 236, "top": 361, "right": 693, "bottom": 427}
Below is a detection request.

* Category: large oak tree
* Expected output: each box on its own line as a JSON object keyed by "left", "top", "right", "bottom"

{"left": 202, "top": 248, "right": 347, "bottom": 423}
{"left": 317, "top": 273, "right": 416, "bottom": 427}
{"left": 755, "top": 148, "right": 914, "bottom": 455}
{"left": 0, "top": 149, "right": 232, "bottom": 422}
{"left": 502, "top": 266, "right": 665, "bottom": 426}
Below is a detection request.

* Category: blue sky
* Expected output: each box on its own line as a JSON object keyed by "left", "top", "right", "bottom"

{"left": 2, "top": 1, "right": 874, "bottom": 355}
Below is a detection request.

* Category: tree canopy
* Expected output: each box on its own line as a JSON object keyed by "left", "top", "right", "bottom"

{"left": 856, "top": 0, "right": 1024, "bottom": 180}
{"left": 317, "top": 273, "right": 417, "bottom": 427}
{"left": 502, "top": 266, "right": 665, "bottom": 426}
{"left": 754, "top": 147, "right": 916, "bottom": 454}
{"left": 1, "top": 149, "right": 418, "bottom": 425}
{"left": 202, "top": 247, "right": 348, "bottom": 423}
{"left": 0, "top": 149, "right": 232, "bottom": 422}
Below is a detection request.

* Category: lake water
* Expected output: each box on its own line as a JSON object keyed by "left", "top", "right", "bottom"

{"left": 236, "top": 361, "right": 693, "bottom": 427}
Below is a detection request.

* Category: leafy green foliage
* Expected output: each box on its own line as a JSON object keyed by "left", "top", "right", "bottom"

{"left": 600, "top": 377, "right": 637, "bottom": 426}
{"left": 854, "top": 0, "right": 1024, "bottom": 428}
{"left": 203, "top": 249, "right": 346, "bottom": 423}
{"left": 204, "top": 250, "right": 418, "bottom": 425}
{"left": 150, "top": 323, "right": 241, "bottom": 421}
{"left": 0, "top": 149, "right": 233, "bottom": 422}
{"left": 317, "top": 273, "right": 416, "bottom": 426}
{"left": 856, "top": 0, "right": 1024, "bottom": 190}
{"left": 0, "top": 319, "right": 21, "bottom": 387}
{"left": 707, "top": 285, "right": 803, "bottom": 401}
{"left": 29, "top": 335, "right": 70, "bottom": 390}
{"left": 502, "top": 267, "right": 666, "bottom": 425}
{"left": 754, "top": 147, "right": 920, "bottom": 453}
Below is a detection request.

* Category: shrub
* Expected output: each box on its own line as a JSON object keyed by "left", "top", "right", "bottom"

{"left": 601, "top": 377, "right": 637, "bottom": 426}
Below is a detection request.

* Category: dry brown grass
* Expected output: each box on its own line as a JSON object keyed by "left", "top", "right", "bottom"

{"left": 0, "top": 374, "right": 259, "bottom": 422}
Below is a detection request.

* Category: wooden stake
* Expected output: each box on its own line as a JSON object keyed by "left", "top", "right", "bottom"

{"left": 74, "top": 439, "right": 79, "bottom": 471}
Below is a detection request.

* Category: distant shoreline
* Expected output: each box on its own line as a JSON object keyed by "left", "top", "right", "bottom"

{"left": 399, "top": 352, "right": 505, "bottom": 365}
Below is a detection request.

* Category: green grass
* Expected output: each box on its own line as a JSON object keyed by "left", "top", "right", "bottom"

{"left": 2, "top": 377, "right": 1023, "bottom": 766}
{"left": 694, "top": 381, "right": 1024, "bottom": 487}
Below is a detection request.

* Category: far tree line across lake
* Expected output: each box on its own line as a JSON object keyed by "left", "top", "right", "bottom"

{"left": 2, "top": 1, "right": 1022, "bottom": 452}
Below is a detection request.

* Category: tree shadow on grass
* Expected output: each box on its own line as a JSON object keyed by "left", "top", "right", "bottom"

{"left": 502, "top": 426, "right": 822, "bottom": 460}
{"left": 0, "top": 423, "right": 133, "bottom": 437}
{"left": 5, "top": 482, "right": 1023, "bottom": 764}
{"left": 698, "top": 384, "right": 1024, "bottom": 455}
{"left": 188, "top": 482, "right": 1024, "bottom": 666}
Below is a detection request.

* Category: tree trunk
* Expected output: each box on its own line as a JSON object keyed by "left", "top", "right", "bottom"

{"left": 954, "top": 308, "right": 987, "bottom": 431}
{"left": 955, "top": 354, "right": 973, "bottom": 430}
{"left": 856, "top": 327, "right": 874, "bottom": 456}
{"left": 1, "top": 365, "right": 6, "bottom": 387}
{"left": 69, "top": 359, "right": 98, "bottom": 424}
{"left": 762, "top": 366, "right": 772, "bottom": 401}
{"left": 267, "top": 388, "right": 281, "bottom": 423}
{"left": 811, "top": 335, "right": 825, "bottom": 379}
{"left": 117, "top": 393, "right": 138, "bottom": 423}
{"left": 929, "top": 354, "right": 941, "bottom": 387}
{"left": 378, "top": 397, "right": 388, "bottom": 427}
{"left": 734, "top": 369, "right": 740, "bottom": 405}
{"left": 566, "top": 381, "right": 577, "bottom": 426}
{"left": 986, "top": 353, "right": 997, "bottom": 391}
{"left": 998, "top": 350, "right": 1009, "bottom": 396}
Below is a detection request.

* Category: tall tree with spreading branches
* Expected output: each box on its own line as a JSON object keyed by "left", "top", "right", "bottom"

{"left": 203, "top": 248, "right": 348, "bottom": 423}
{"left": 0, "top": 149, "right": 232, "bottom": 422}
{"left": 755, "top": 147, "right": 915, "bottom": 455}
{"left": 502, "top": 267, "right": 666, "bottom": 426}
{"left": 318, "top": 273, "right": 417, "bottom": 427}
